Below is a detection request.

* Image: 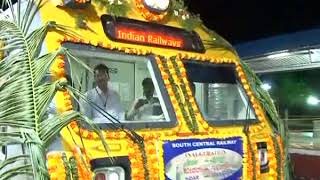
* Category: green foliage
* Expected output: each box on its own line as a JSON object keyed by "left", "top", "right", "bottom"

{"left": 161, "top": 57, "right": 198, "bottom": 133}
{"left": 170, "top": 0, "right": 201, "bottom": 31}
{"left": 0, "top": 0, "right": 110, "bottom": 179}
{"left": 200, "top": 24, "right": 237, "bottom": 53}
{"left": 180, "top": 14, "right": 202, "bottom": 32}
{"left": 93, "top": 0, "right": 130, "bottom": 17}
{"left": 240, "top": 61, "right": 292, "bottom": 180}
{"left": 170, "top": 57, "right": 198, "bottom": 132}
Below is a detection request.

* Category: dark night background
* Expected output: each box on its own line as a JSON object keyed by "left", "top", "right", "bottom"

{"left": 185, "top": 0, "right": 320, "bottom": 44}
{"left": 2, "top": 0, "right": 320, "bottom": 44}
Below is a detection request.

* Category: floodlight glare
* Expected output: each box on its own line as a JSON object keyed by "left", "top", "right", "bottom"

{"left": 307, "top": 95, "right": 319, "bottom": 105}
{"left": 261, "top": 83, "right": 271, "bottom": 91}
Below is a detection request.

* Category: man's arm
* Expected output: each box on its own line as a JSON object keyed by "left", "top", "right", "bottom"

{"left": 126, "top": 99, "right": 139, "bottom": 120}
{"left": 127, "top": 98, "right": 150, "bottom": 121}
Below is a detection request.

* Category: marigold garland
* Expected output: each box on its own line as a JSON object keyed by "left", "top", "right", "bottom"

{"left": 170, "top": 56, "right": 199, "bottom": 132}
{"left": 47, "top": 152, "right": 67, "bottom": 180}
{"left": 135, "top": 0, "right": 167, "bottom": 22}
{"left": 74, "top": 0, "right": 90, "bottom": 4}
{"left": 127, "top": 139, "right": 146, "bottom": 180}
{"left": 161, "top": 57, "right": 196, "bottom": 132}
{"left": 72, "top": 147, "right": 94, "bottom": 180}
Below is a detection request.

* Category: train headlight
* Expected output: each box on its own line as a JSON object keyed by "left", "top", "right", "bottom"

{"left": 94, "top": 166, "right": 125, "bottom": 180}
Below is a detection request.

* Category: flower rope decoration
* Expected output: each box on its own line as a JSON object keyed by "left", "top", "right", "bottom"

{"left": 72, "top": 147, "right": 94, "bottom": 179}
{"left": 170, "top": 56, "right": 199, "bottom": 132}
{"left": 74, "top": 0, "right": 90, "bottom": 4}
{"left": 271, "top": 135, "right": 282, "bottom": 180}
{"left": 161, "top": 57, "right": 197, "bottom": 132}
{"left": 243, "top": 128, "right": 257, "bottom": 180}
{"left": 69, "top": 156, "right": 79, "bottom": 180}
{"left": 127, "top": 135, "right": 150, "bottom": 180}
{"left": 135, "top": 0, "right": 168, "bottom": 22}
{"left": 47, "top": 152, "right": 67, "bottom": 180}
{"left": 61, "top": 153, "right": 72, "bottom": 180}
{"left": 47, "top": 151, "right": 85, "bottom": 180}
{"left": 239, "top": 60, "right": 289, "bottom": 179}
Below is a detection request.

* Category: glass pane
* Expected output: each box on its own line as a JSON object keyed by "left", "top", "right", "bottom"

{"left": 66, "top": 49, "right": 171, "bottom": 127}
{"left": 184, "top": 62, "right": 256, "bottom": 123}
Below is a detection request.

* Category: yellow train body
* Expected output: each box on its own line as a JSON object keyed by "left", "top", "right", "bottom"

{"left": 35, "top": 0, "right": 285, "bottom": 179}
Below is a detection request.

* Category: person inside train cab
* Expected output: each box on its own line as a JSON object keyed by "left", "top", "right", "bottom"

{"left": 127, "top": 77, "right": 164, "bottom": 121}
{"left": 81, "top": 64, "right": 125, "bottom": 123}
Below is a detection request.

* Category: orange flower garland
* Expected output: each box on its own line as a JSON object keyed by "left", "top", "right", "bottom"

{"left": 127, "top": 140, "right": 146, "bottom": 180}
{"left": 72, "top": 147, "right": 94, "bottom": 180}
{"left": 135, "top": 0, "right": 168, "bottom": 22}
{"left": 47, "top": 152, "right": 67, "bottom": 180}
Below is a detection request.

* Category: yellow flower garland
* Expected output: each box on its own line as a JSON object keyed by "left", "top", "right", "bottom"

{"left": 135, "top": 0, "right": 167, "bottom": 22}
{"left": 47, "top": 152, "right": 67, "bottom": 180}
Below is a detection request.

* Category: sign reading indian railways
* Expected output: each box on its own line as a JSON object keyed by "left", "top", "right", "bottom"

{"left": 163, "top": 137, "right": 243, "bottom": 180}
{"left": 101, "top": 15, "right": 205, "bottom": 53}
{"left": 115, "top": 26, "right": 183, "bottom": 48}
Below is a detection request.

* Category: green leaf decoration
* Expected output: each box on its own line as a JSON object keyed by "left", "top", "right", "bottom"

{"left": 170, "top": 0, "right": 201, "bottom": 31}
{"left": 0, "top": 0, "right": 110, "bottom": 179}
{"left": 240, "top": 60, "right": 292, "bottom": 179}
{"left": 93, "top": 0, "right": 130, "bottom": 17}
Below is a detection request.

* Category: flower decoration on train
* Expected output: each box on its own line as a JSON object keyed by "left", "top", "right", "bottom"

{"left": 143, "top": 0, "right": 170, "bottom": 13}
{"left": 94, "top": 0, "right": 130, "bottom": 17}
{"left": 60, "top": 0, "right": 91, "bottom": 8}
{"left": 73, "top": 0, "right": 90, "bottom": 4}
{"left": 170, "top": 0, "right": 201, "bottom": 31}
{"left": 135, "top": 0, "right": 169, "bottom": 22}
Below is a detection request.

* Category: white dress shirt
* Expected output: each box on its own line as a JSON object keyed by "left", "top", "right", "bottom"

{"left": 81, "top": 86, "right": 125, "bottom": 123}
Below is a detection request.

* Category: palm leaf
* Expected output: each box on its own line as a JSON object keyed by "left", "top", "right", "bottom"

{"left": 0, "top": 164, "right": 33, "bottom": 180}
{"left": 0, "top": 0, "right": 110, "bottom": 179}
{"left": 240, "top": 60, "right": 292, "bottom": 179}
{"left": 0, "top": 155, "right": 30, "bottom": 169}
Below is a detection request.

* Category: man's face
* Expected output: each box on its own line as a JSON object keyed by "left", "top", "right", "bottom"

{"left": 143, "top": 83, "right": 154, "bottom": 99}
{"left": 94, "top": 69, "right": 109, "bottom": 89}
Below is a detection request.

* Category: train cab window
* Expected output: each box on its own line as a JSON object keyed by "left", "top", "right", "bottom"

{"left": 65, "top": 44, "right": 176, "bottom": 129}
{"left": 184, "top": 61, "right": 257, "bottom": 125}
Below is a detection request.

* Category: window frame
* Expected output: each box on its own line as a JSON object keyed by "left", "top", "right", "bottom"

{"left": 63, "top": 43, "right": 178, "bottom": 130}
{"left": 183, "top": 60, "right": 259, "bottom": 126}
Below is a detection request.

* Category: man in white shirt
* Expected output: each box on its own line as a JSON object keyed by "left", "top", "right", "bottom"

{"left": 81, "top": 64, "right": 125, "bottom": 123}
{"left": 127, "top": 78, "right": 164, "bottom": 121}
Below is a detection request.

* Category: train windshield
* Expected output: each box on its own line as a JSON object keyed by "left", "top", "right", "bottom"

{"left": 184, "top": 61, "right": 257, "bottom": 125}
{"left": 63, "top": 43, "right": 176, "bottom": 129}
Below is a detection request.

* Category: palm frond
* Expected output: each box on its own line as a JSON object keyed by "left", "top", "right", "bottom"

{"left": 34, "top": 82, "right": 58, "bottom": 119}
{"left": 26, "top": 21, "right": 54, "bottom": 60}
{"left": 0, "top": 135, "right": 25, "bottom": 146}
{"left": 39, "top": 110, "right": 104, "bottom": 146}
{"left": 240, "top": 61, "right": 280, "bottom": 130}
{"left": 239, "top": 60, "right": 292, "bottom": 179}
{"left": 0, "top": 155, "right": 30, "bottom": 170}
{"left": 0, "top": 0, "right": 111, "bottom": 178}
{"left": 0, "top": 164, "right": 33, "bottom": 180}
{"left": 200, "top": 24, "right": 237, "bottom": 54}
